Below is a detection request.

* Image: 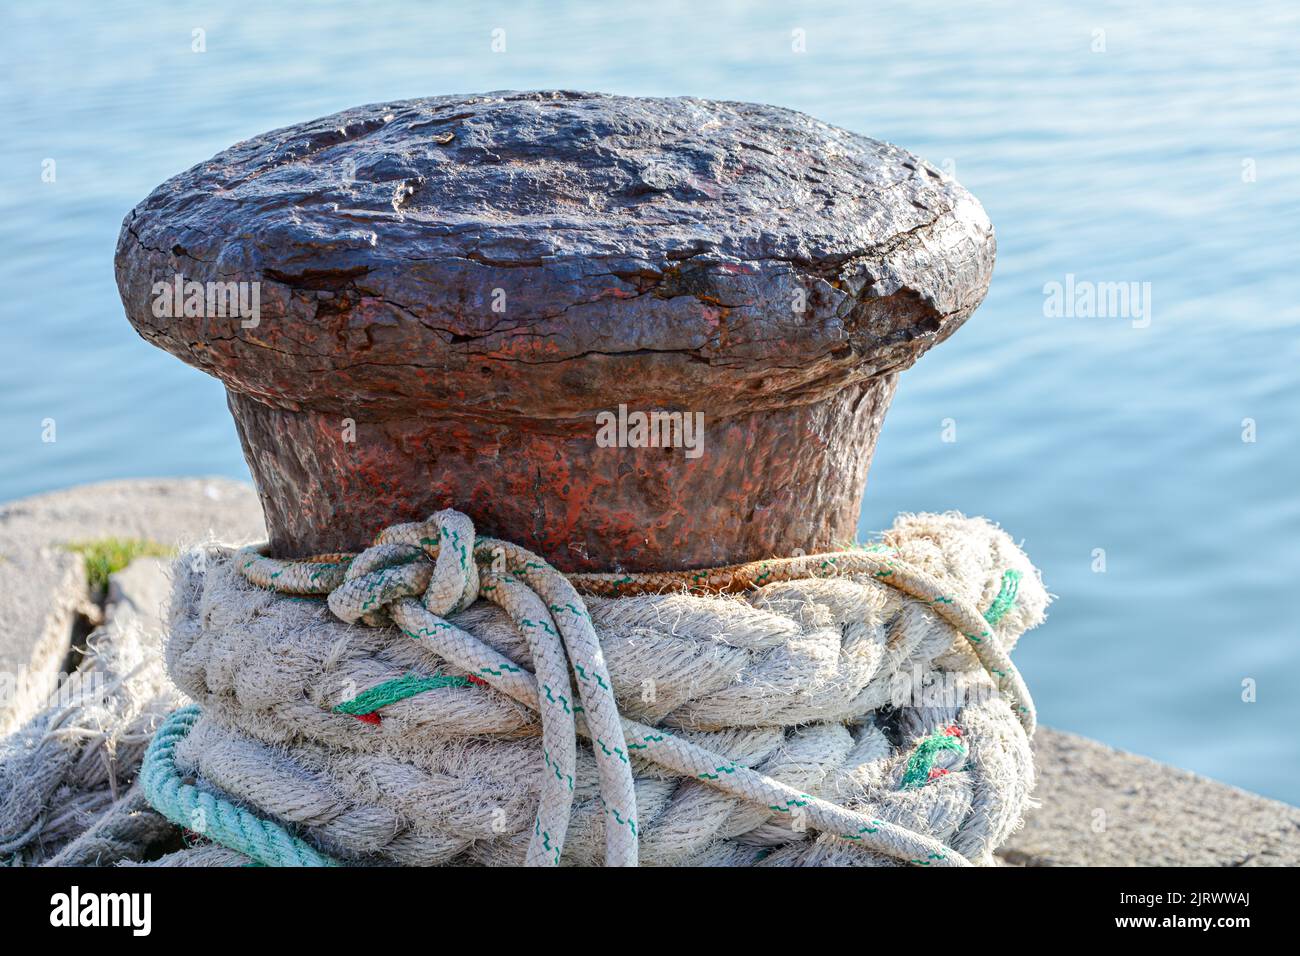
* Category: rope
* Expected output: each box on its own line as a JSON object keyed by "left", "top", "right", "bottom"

{"left": 240, "top": 527, "right": 1036, "bottom": 737}
{"left": 141, "top": 508, "right": 1043, "bottom": 867}
{"left": 140, "top": 705, "right": 335, "bottom": 867}
{"left": 0, "top": 595, "right": 182, "bottom": 865}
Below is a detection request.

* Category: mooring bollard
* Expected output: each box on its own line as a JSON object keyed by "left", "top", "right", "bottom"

{"left": 115, "top": 91, "right": 994, "bottom": 570}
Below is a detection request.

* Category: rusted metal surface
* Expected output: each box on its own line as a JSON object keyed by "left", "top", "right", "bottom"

{"left": 115, "top": 91, "right": 995, "bottom": 571}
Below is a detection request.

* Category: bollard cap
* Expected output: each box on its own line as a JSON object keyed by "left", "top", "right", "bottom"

{"left": 115, "top": 90, "right": 994, "bottom": 422}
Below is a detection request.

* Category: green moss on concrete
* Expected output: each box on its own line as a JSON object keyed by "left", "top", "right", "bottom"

{"left": 64, "top": 538, "right": 173, "bottom": 592}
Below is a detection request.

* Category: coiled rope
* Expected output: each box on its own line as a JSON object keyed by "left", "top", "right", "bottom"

{"left": 142, "top": 509, "right": 1041, "bottom": 868}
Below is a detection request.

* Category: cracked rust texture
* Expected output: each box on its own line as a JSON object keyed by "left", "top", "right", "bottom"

{"left": 115, "top": 90, "right": 996, "bottom": 570}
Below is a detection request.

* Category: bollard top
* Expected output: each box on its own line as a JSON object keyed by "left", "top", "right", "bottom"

{"left": 116, "top": 90, "right": 994, "bottom": 423}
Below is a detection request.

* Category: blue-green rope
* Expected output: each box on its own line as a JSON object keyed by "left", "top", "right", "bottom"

{"left": 140, "top": 705, "right": 340, "bottom": 867}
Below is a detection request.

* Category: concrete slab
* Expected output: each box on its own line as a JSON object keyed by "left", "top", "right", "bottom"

{"left": 1000, "top": 727, "right": 1300, "bottom": 866}
{"left": 0, "top": 478, "right": 264, "bottom": 731}
{"left": 0, "top": 546, "right": 90, "bottom": 734}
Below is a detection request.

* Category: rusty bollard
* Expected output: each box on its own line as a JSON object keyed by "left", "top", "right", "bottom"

{"left": 115, "top": 91, "right": 994, "bottom": 571}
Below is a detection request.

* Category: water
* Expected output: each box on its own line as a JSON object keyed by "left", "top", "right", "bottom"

{"left": 1, "top": 1, "right": 1296, "bottom": 801}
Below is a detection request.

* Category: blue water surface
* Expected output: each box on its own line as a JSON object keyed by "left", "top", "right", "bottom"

{"left": 1, "top": 2, "right": 1296, "bottom": 800}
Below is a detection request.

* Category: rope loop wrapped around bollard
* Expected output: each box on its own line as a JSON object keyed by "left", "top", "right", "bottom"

{"left": 143, "top": 509, "right": 1047, "bottom": 867}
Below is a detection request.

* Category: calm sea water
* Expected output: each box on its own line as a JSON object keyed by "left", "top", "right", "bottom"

{"left": 1, "top": 2, "right": 1296, "bottom": 801}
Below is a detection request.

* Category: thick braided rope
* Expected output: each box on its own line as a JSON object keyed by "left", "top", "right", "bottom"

{"left": 148, "top": 549, "right": 1034, "bottom": 865}
{"left": 242, "top": 519, "right": 1035, "bottom": 736}
{"left": 574, "top": 556, "right": 1035, "bottom": 736}
{"left": 140, "top": 704, "right": 335, "bottom": 867}
{"left": 203, "top": 509, "right": 1040, "bottom": 867}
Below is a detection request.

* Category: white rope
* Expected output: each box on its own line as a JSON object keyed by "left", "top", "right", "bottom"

{"left": 155, "top": 510, "right": 1045, "bottom": 866}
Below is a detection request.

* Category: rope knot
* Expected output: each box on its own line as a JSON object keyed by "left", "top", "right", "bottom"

{"left": 326, "top": 509, "right": 480, "bottom": 626}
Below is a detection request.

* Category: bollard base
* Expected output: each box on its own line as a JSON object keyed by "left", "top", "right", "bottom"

{"left": 229, "top": 376, "right": 897, "bottom": 571}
